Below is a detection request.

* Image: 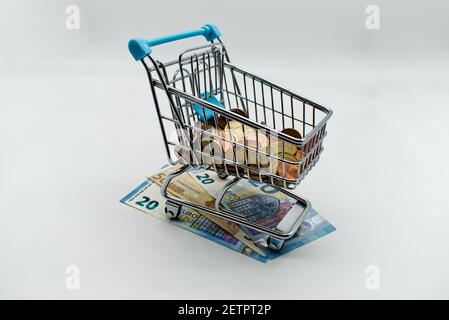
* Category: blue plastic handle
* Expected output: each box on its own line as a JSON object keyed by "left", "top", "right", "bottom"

{"left": 128, "top": 24, "right": 221, "bottom": 61}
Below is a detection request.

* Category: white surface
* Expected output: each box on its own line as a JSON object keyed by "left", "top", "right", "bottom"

{"left": 1, "top": 0, "right": 449, "bottom": 299}
{"left": 1, "top": 61, "right": 448, "bottom": 299}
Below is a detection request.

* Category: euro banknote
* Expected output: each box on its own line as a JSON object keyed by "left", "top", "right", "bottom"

{"left": 188, "top": 167, "right": 337, "bottom": 256}
{"left": 120, "top": 178, "right": 268, "bottom": 262}
{"left": 121, "top": 165, "right": 336, "bottom": 262}
{"left": 148, "top": 165, "right": 266, "bottom": 256}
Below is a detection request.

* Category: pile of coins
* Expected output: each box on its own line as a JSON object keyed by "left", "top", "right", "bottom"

{"left": 175, "top": 108, "right": 304, "bottom": 182}
{"left": 272, "top": 128, "right": 303, "bottom": 181}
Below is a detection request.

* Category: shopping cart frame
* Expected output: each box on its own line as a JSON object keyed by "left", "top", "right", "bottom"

{"left": 129, "top": 24, "right": 332, "bottom": 250}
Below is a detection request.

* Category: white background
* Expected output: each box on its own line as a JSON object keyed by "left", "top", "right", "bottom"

{"left": 1, "top": 0, "right": 448, "bottom": 299}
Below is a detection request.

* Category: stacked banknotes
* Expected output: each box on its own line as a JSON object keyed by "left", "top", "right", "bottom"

{"left": 120, "top": 165, "right": 336, "bottom": 262}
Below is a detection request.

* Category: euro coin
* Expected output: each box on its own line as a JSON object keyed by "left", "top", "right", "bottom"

{"left": 220, "top": 128, "right": 237, "bottom": 153}
{"left": 219, "top": 128, "right": 237, "bottom": 162}
{"left": 229, "top": 108, "right": 248, "bottom": 118}
{"left": 234, "top": 127, "right": 268, "bottom": 167}
{"left": 219, "top": 108, "right": 248, "bottom": 131}
{"left": 295, "top": 149, "right": 303, "bottom": 161}
{"left": 200, "top": 127, "right": 220, "bottom": 149}
{"left": 282, "top": 128, "right": 302, "bottom": 139}
{"left": 199, "top": 128, "right": 225, "bottom": 165}
{"left": 244, "top": 129, "right": 269, "bottom": 149}
{"left": 271, "top": 128, "right": 302, "bottom": 157}
{"left": 277, "top": 153, "right": 300, "bottom": 180}
{"left": 206, "top": 115, "right": 228, "bottom": 130}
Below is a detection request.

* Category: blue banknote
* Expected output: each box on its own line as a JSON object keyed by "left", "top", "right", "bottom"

{"left": 265, "top": 208, "right": 336, "bottom": 260}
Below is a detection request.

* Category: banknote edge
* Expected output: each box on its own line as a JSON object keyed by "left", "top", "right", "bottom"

{"left": 120, "top": 179, "right": 151, "bottom": 203}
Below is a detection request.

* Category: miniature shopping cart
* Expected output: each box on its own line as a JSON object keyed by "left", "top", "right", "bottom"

{"left": 128, "top": 24, "right": 332, "bottom": 250}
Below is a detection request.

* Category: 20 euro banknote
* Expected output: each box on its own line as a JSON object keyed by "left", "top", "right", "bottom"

{"left": 121, "top": 166, "right": 336, "bottom": 262}
{"left": 120, "top": 178, "right": 268, "bottom": 262}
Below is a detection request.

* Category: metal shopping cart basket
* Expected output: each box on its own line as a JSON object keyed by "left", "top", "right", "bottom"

{"left": 128, "top": 24, "right": 332, "bottom": 250}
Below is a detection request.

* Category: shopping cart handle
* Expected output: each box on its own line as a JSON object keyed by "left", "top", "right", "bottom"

{"left": 128, "top": 24, "right": 221, "bottom": 60}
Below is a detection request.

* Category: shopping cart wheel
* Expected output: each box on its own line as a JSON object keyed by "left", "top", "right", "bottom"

{"left": 164, "top": 202, "right": 181, "bottom": 219}
{"left": 217, "top": 171, "right": 229, "bottom": 179}
{"left": 267, "top": 237, "right": 285, "bottom": 251}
